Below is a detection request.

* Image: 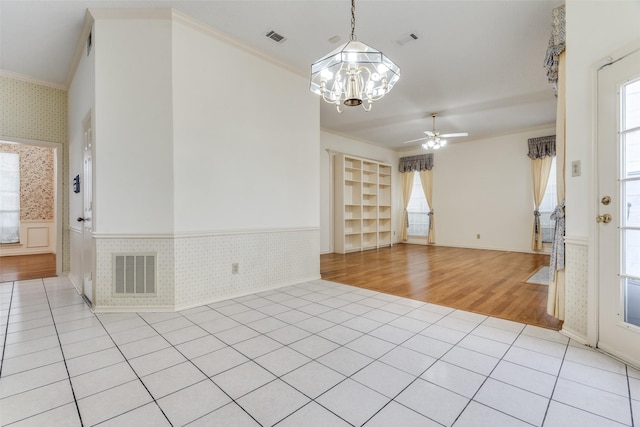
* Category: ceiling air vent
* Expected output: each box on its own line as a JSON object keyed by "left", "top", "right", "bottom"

{"left": 265, "top": 30, "right": 287, "bottom": 44}
{"left": 395, "top": 32, "right": 419, "bottom": 46}
{"left": 87, "top": 31, "right": 93, "bottom": 56}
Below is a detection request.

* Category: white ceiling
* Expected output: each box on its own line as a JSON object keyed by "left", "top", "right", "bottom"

{"left": 0, "top": 0, "right": 562, "bottom": 150}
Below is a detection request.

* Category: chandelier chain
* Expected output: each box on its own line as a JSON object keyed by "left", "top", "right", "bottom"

{"left": 350, "top": 0, "right": 356, "bottom": 41}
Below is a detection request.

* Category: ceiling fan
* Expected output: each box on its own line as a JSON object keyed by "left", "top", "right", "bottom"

{"left": 403, "top": 114, "right": 469, "bottom": 150}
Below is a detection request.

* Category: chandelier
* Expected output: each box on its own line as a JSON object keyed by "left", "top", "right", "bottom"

{"left": 310, "top": 0, "right": 400, "bottom": 112}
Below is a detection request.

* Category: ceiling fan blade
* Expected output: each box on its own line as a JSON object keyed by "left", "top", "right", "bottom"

{"left": 424, "top": 131, "right": 436, "bottom": 137}
{"left": 402, "top": 136, "right": 429, "bottom": 144}
{"left": 440, "top": 132, "right": 469, "bottom": 138}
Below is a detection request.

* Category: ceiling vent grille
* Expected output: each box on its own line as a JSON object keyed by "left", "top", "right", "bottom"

{"left": 113, "top": 253, "right": 156, "bottom": 295}
{"left": 265, "top": 30, "right": 287, "bottom": 44}
{"left": 87, "top": 31, "right": 93, "bottom": 56}
{"left": 395, "top": 32, "right": 419, "bottom": 46}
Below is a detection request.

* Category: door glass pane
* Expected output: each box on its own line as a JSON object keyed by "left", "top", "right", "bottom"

{"left": 625, "top": 277, "right": 640, "bottom": 327}
{"left": 625, "top": 79, "right": 640, "bottom": 130}
{"left": 624, "top": 180, "right": 640, "bottom": 227}
{"left": 624, "top": 130, "right": 640, "bottom": 178}
{"left": 624, "top": 229, "right": 640, "bottom": 277}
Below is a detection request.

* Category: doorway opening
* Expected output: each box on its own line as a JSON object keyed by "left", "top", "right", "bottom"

{"left": 0, "top": 138, "right": 62, "bottom": 280}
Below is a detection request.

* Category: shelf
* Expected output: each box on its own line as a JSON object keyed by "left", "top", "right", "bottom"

{"left": 345, "top": 205, "right": 361, "bottom": 220}
{"left": 363, "top": 206, "right": 377, "bottom": 219}
{"left": 345, "top": 158, "right": 362, "bottom": 170}
{"left": 378, "top": 221, "right": 391, "bottom": 231}
{"left": 363, "top": 219, "right": 377, "bottom": 233}
{"left": 363, "top": 162, "right": 378, "bottom": 172}
{"left": 379, "top": 174, "right": 391, "bottom": 185}
{"left": 345, "top": 219, "right": 361, "bottom": 234}
{"left": 334, "top": 153, "right": 392, "bottom": 254}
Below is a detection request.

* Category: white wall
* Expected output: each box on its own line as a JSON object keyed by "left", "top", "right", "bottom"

{"left": 563, "top": 0, "right": 640, "bottom": 343}
{"left": 320, "top": 131, "right": 400, "bottom": 253}
{"left": 75, "top": 10, "right": 320, "bottom": 309}
{"left": 565, "top": 0, "right": 640, "bottom": 238}
{"left": 172, "top": 19, "right": 319, "bottom": 232}
{"left": 93, "top": 16, "right": 175, "bottom": 234}
{"left": 404, "top": 127, "right": 556, "bottom": 253}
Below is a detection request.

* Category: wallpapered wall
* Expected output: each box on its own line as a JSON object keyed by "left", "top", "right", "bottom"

{"left": 0, "top": 75, "right": 68, "bottom": 271}
{"left": 0, "top": 143, "right": 54, "bottom": 221}
{"left": 0, "top": 76, "right": 67, "bottom": 144}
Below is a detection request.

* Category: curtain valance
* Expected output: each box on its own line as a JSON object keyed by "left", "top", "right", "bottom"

{"left": 399, "top": 154, "right": 433, "bottom": 172}
{"left": 544, "top": 5, "right": 565, "bottom": 93}
{"left": 528, "top": 135, "right": 556, "bottom": 159}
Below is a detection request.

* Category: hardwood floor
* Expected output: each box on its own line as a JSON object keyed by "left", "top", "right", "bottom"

{"left": 321, "top": 244, "right": 562, "bottom": 330}
{"left": 0, "top": 253, "right": 57, "bottom": 282}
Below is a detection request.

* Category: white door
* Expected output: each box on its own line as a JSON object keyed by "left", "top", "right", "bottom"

{"left": 81, "top": 119, "right": 95, "bottom": 304}
{"left": 597, "top": 47, "right": 640, "bottom": 366}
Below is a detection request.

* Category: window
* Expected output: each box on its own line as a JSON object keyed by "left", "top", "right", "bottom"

{"left": 0, "top": 152, "right": 20, "bottom": 244}
{"left": 407, "top": 172, "right": 430, "bottom": 236}
{"left": 539, "top": 157, "right": 557, "bottom": 243}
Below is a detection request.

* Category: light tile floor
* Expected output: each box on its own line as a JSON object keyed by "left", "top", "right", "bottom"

{"left": 1, "top": 276, "right": 638, "bottom": 426}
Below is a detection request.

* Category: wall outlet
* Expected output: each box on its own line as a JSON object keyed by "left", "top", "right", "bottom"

{"left": 232, "top": 263, "right": 239, "bottom": 274}
{"left": 476, "top": 234, "right": 481, "bottom": 239}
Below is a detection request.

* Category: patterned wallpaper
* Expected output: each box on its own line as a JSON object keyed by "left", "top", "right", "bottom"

{"left": 564, "top": 242, "right": 589, "bottom": 339}
{"left": 0, "top": 75, "right": 69, "bottom": 271}
{"left": 0, "top": 76, "right": 67, "bottom": 144}
{"left": 0, "top": 143, "right": 54, "bottom": 221}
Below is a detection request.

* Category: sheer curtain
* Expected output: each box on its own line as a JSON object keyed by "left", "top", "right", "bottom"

{"left": 399, "top": 154, "right": 434, "bottom": 242}
{"left": 544, "top": 5, "right": 566, "bottom": 320}
{"left": 419, "top": 170, "right": 435, "bottom": 244}
{"left": 401, "top": 171, "right": 414, "bottom": 241}
{"left": 528, "top": 136, "right": 555, "bottom": 251}
{"left": 0, "top": 152, "right": 20, "bottom": 244}
{"left": 548, "top": 50, "right": 566, "bottom": 320}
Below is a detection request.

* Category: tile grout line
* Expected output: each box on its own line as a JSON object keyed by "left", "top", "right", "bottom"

{"left": 10, "top": 279, "right": 633, "bottom": 426}
{"left": 547, "top": 348, "right": 635, "bottom": 425}
{"left": 627, "top": 365, "right": 636, "bottom": 427}
{"left": 41, "top": 278, "right": 85, "bottom": 427}
{"left": 539, "top": 334, "right": 570, "bottom": 426}
{"left": 134, "top": 313, "right": 264, "bottom": 427}
{"left": 175, "top": 284, "right": 392, "bottom": 426}
{"left": 447, "top": 317, "right": 534, "bottom": 427}
{"left": 90, "top": 313, "right": 176, "bottom": 427}
{"left": 0, "top": 281, "right": 15, "bottom": 377}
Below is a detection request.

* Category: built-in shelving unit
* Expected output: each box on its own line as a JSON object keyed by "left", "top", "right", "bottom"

{"left": 334, "top": 153, "right": 393, "bottom": 254}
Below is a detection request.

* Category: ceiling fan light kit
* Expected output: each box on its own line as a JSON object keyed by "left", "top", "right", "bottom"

{"left": 310, "top": 0, "right": 400, "bottom": 112}
{"left": 403, "top": 113, "right": 469, "bottom": 150}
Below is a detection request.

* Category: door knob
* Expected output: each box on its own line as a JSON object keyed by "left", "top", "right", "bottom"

{"left": 596, "top": 214, "right": 612, "bottom": 223}
{"left": 77, "top": 217, "right": 85, "bottom": 222}
{"left": 601, "top": 196, "right": 611, "bottom": 205}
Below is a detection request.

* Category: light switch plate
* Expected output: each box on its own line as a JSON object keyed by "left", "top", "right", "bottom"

{"left": 571, "top": 160, "right": 581, "bottom": 177}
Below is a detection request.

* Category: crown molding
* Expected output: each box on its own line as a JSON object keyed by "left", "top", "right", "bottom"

{"left": 0, "top": 69, "right": 66, "bottom": 91}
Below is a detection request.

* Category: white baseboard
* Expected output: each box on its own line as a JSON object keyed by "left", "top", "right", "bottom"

{"left": 560, "top": 326, "right": 589, "bottom": 345}
{"left": 175, "top": 275, "right": 322, "bottom": 312}
{"left": 92, "top": 275, "right": 322, "bottom": 313}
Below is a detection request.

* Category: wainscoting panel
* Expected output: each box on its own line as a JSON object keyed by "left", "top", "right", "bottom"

{"left": 174, "top": 228, "right": 320, "bottom": 309}
{"left": 95, "top": 237, "right": 175, "bottom": 310}
{"left": 563, "top": 238, "right": 589, "bottom": 340}
{"left": 92, "top": 228, "right": 320, "bottom": 312}
{"left": 26, "top": 226, "right": 49, "bottom": 248}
